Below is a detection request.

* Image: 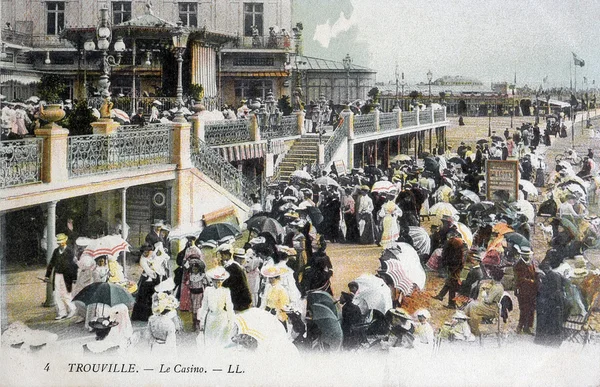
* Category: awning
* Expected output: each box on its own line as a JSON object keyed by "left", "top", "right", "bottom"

{"left": 547, "top": 99, "right": 571, "bottom": 108}
{"left": 217, "top": 140, "right": 286, "bottom": 162}
{"left": 0, "top": 73, "right": 41, "bottom": 85}
{"left": 220, "top": 72, "right": 289, "bottom": 78}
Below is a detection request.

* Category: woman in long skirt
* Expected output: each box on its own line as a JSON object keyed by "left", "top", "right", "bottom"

{"left": 197, "top": 266, "right": 235, "bottom": 349}
{"left": 379, "top": 193, "right": 402, "bottom": 248}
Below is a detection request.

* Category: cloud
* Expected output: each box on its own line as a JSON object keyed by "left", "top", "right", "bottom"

{"left": 313, "top": 11, "right": 355, "bottom": 48}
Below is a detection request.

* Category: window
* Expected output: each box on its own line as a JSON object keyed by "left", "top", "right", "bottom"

{"left": 112, "top": 1, "right": 132, "bottom": 24}
{"left": 46, "top": 2, "right": 65, "bottom": 35}
{"left": 179, "top": 3, "right": 197, "bottom": 27}
{"left": 234, "top": 79, "right": 273, "bottom": 100}
{"left": 244, "top": 3, "right": 263, "bottom": 36}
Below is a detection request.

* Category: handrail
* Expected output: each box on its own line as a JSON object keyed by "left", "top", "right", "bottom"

{"left": 190, "top": 137, "right": 258, "bottom": 205}
{"left": 324, "top": 119, "right": 348, "bottom": 165}
{"left": 204, "top": 119, "right": 252, "bottom": 146}
{"left": 261, "top": 115, "right": 299, "bottom": 140}
{"left": 0, "top": 137, "right": 43, "bottom": 188}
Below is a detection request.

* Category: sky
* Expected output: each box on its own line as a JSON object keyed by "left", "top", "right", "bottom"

{"left": 293, "top": 0, "right": 600, "bottom": 89}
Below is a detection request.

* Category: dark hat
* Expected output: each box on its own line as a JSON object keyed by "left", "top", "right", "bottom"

{"left": 89, "top": 317, "right": 119, "bottom": 330}
{"left": 140, "top": 243, "right": 153, "bottom": 252}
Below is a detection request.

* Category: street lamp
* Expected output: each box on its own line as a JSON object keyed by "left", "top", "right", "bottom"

{"left": 342, "top": 53, "right": 352, "bottom": 105}
{"left": 171, "top": 21, "right": 190, "bottom": 123}
{"left": 509, "top": 83, "right": 515, "bottom": 128}
{"left": 427, "top": 70, "right": 433, "bottom": 103}
{"left": 86, "top": 6, "right": 126, "bottom": 118}
{"left": 488, "top": 104, "right": 492, "bottom": 137}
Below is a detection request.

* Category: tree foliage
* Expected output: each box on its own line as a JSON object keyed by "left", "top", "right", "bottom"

{"left": 277, "top": 95, "right": 293, "bottom": 115}
{"left": 62, "top": 100, "right": 96, "bottom": 136}
{"left": 37, "top": 74, "right": 67, "bottom": 103}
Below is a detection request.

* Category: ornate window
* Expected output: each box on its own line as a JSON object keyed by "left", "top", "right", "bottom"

{"left": 46, "top": 2, "right": 65, "bottom": 35}
{"left": 243, "top": 3, "right": 263, "bottom": 36}
{"left": 112, "top": 1, "right": 132, "bottom": 24}
{"left": 234, "top": 79, "right": 273, "bottom": 100}
{"left": 179, "top": 3, "right": 197, "bottom": 27}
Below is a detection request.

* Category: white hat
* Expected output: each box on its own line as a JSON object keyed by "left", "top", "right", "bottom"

{"left": 414, "top": 309, "right": 431, "bottom": 319}
{"left": 249, "top": 236, "right": 266, "bottom": 245}
{"left": 152, "top": 100, "right": 162, "bottom": 106}
{"left": 206, "top": 266, "right": 230, "bottom": 281}
{"left": 215, "top": 243, "right": 233, "bottom": 254}
{"left": 453, "top": 311, "right": 470, "bottom": 320}
{"left": 154, "top": 277, "right": 175, "bottom": 293}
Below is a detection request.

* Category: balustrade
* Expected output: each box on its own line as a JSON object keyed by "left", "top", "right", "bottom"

{"left": 401, "top": 111, "right": 418, "bottom": 127}
{"left": 261, "top": 115, "right": 298, "bottom": 140}
{"left": 324, "top": 121, "right": 348, "bottom": 165}
{"left": 379, "top": 112, "right": 398, "bottom": 131}
{"left": 68, "top": 127, "right": 171, "bottom": 177}
{"left": 205, "top": 120, "right": 252, "bottom": 146}
{"left": 0, "top": 137, "right": 43, "bottom": 188}
{"left": 419, "top": 108, "right": 433, "bottom": 124}
{"left": 353, "top": 114, "right": 377, "bottom": 135}
{"left": 434, "top": 108, "right": 446, "bottom": 122}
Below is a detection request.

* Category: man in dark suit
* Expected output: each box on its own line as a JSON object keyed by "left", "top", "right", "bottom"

{"left": 145, "top": 221, "right": 165, "bottom": 247}
{"left": 218, "top": 244, "right": 252, "bottom": 312}
{"left": 44, "top": 233, "right": 78, "bottom": 319}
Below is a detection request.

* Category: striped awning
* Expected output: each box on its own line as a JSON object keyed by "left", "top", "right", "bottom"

{"left": 217, "top": 139, "right": 286, "bottom": 162}
{"left": 220, "top": 72, "right": 289, "bottom": 78}
{"left": 0, "top": 72, "right": 41, "bottom": 85}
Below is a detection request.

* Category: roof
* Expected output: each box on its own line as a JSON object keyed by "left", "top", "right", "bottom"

{"left": 117, "top": 13, "right": 176, "bottom": 28}
{"left": 295, "top": 55, "right": 375, "bottom": 73}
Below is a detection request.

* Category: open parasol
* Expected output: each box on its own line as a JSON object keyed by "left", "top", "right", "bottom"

{"left": 371, "top": 180, "right": 396, "bottom": 193}
{"left": 379, "top": 243, "right": 426, "bottom": 292}
{"left": 245, "top": 216, "right": 284, "bottom": 241}
{"left": 351, "top": 274, "right": 393, "bottom": 315}
{"left": 314, "top": 176, "right": 339, "bottom": 187}
{"left": 408, "top": 226, "right": 431, "bottom": 257}
{"left": 429, "top": 202, "right": 459, "bottom": 217}
{"left": 82, "top": 235, "right": 129, "bottom": 258}
{"left": 459, "top": 189, "right": 480, "bottom": 203}
{"left": 291, "top": 170, "right": 313, "bottom": 180}
{"left": 392, "top": 154, "right": 412, "bottom": 163}
{"left": 519, "top": 180, "right": 538, "bottom": 196}
{"left": 197, "top": 222, "right": 241, "bottom": 242}
{"left": 73, "top": 282, "right": 134, "bottom": 306}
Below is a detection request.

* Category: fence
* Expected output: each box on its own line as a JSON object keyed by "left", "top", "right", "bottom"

{"left": 401, "top": 111, "right": 418, "bottom": 127}
{"left": 205, "top": 120, "right": 252, "bottom": 146}
{"left": 0, "top": 137, "right": 43, "bottom": 188}
{"left": 261, "top": 115, "right": 299, "bottom": 140}
{"left": 379, "top": 112, "right": 398, "bottom": 131}
{"left": 68, "top": 126, "right": 172, "bottom": 177}
{"left": 419, "top": 108, "right": 432, "bottom": 124}
{"left": 353, "top": 114, "right": 377, "bottom": 135}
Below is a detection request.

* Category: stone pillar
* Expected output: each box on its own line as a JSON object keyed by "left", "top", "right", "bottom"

{"left": 296, "top": 110, "right": 306, "bottom": 135}
{"left": 393, "top": 106, "right": 402, "bottom": 129}
{"left": 91, "top": 118, "right": 120, "bottom": 135}
{"left": 120, "top": 188, "right": 128, "bottom": 277}
{"left": 374, "top": 108, "right": 380, "bottom": 132}
{"left": 171, "top": 121, "right": 192, "bottom": 170}
{"left": 43, "top": 200, "right": 58, "bottom": 307}
{"left": 416, "top": 105, "right": 420, "bottom": 126}
{"left": 431, "top": 107, "right": 435, "bottom": 123}
{"left": 343, "top": 109, "right": 355, "bottom": 169}
{"left": 34, "top": 126, "right": 69, "bottom": 184}
{"left": 249, "top": 113, "right": 261, "bottom": 141}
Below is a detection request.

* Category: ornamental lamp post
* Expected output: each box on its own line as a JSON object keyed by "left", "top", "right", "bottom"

{"left": 488, "top": 104, "right": 492, "bottom": 137}
{"left": 342, "top": 53, "right": 352, "bottom": 105}
{"left": 89, "top": 6, "right": 126, "bottom": 118}
{"left": 509, "top": 83, "right": 515, "bottom": 128}
{"left": 427, "top": 70, "right": 433, "bottom": 104}
{"left": 171, "top": 21, "right": 190, "bottom": 123}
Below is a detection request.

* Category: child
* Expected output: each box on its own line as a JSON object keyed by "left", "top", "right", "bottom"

{"left": 187, "top": 259, "right": 208, "bottom": 331}
{"left": 92, "top": 256, "right": 109, "bottom": 283}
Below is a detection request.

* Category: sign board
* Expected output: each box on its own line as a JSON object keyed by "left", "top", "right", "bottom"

{"left": 333, "top": 160, "right": 347, "bottom": 175}
{"left": 486, "top": 159, "right": 519, "bottom": 202}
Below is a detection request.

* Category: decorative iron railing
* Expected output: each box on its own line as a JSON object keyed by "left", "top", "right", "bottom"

{"left": 379, "top": 112, "right": 399, "bottom": 131}
{"left": 204, "top": 119, "right": 252, "bottom": 146}
{"left": 324, "top": 120, "right": 348, "bottom": 165}
{"left": 228, "top": 35, "right": 292, "bottom": 50}
{"left": 401, "top": 111, "right": 418, "bottom": 127}
{"left": 419, "top": 108, "right": 433, "bottom": 124}
{"left": 68, "top": 127, "right": 172, "bottom": 177}
{"left": 190, "top": 138, "right": 257, "bottom": 205}
{"left": 261, "top": 115, "right": 299, "bottom": 140}
{"left": 434, "top": 108, "right": 446, "bottom": 122}
{"left": 353, "top": 114, "right": 376, "bottom": 135}
{"left": 0, "top": 138, "right": 43, "bottom": 188}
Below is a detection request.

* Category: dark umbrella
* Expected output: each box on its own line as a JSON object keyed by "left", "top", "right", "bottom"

{"left": 197, "top": 223, "right": 241, "bottom": 242}
{"left": 73, "top": 282, "right": 134, "bottom": 306}
{"left": 503, "top": 232, "right": 530, "bottom": 247}
{"left": 491, "top": 135, "right": 504, "bottom": 142}
{"left": 423, "top": 157, "right": 439, "bottom": 173}
{"left": 307, "top": 291, "right": 339, "bottom": 319}
{"left": 305, "top": 206, "right": 324, "bottom": 225}
{"left": 245, "top": 216, "right": 284, "bottom": 241}
{"left": 448, "top": 157, "right": 466, "bottom": 165}
{"left": 476, "top": 139, "right": 488, "bottom": 145}
{"left": 310, "top": 303, "right": 343, "bottom": 351}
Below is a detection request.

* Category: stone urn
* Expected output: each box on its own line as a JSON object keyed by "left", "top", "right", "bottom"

{"left": 191, "top": 103, "right": 206, "bottom": 116}
{"left": 39, "top": 104, "right": 66, "bottom": 128}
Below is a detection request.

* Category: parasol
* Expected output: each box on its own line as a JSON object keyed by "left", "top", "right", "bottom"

{"left": 167, "top": 224, "right": 203, "bottom": 240}
{"left": 448, "top": 157, "right": 466, "bottom": 165}
{"left": 519, "top": 180, "right": 538, "bottom": 196}
{"left": 310, "top": 303, "right": 343, "bottom": 350}
{"left": 459, "top": 189, "right": 480, "bottom": 203}
{"left": 408, "top": 226, "right": 431, "bottom": 257}
{"left": 512, "top": 200, "right": 535, "bottom": 223}
{"left": 491, "top": 135, "right": 504, "bottom": 142}
{"left": 392, "top": 154, "right": 412, "bottom": 163}
{"left": 380, "top": 243, "right": 426, "bottom": 291}
{"left": 82, "top": 235, "right": 129, "bottom": 258}
{"left": 73, "top": 282, "right": 134, "bottom": 306}
{"left": 245, "top": 216, "right": 284, "bottom": 241}
{"left": 197, "top": 222, "right": 241, "bottom": 242}
{"left": 455, "top": 222, "right": 473, "bottom": 248}
{"left": 307, "top": 291, "right": 340, "bottom": 319}
{"left": 371, "top": 180, "right": 396, "bottom": 193}
{"left": 314, "top": 176, "right": 339, "bottom": 187}
{"left": 429, "top": 202, "right": 459, "bottom": 217}
{"left": 110, "top": 108, "right": 130, "bottom": 124}
{"left": 352, "top": 274, "right": 393, "bottom": 315}
{"left": 503, "top": 232, "right": 530, "bottom": 248}
{"left": 476, "top": 139, "right": 488, "bottom": 145}
{"left": 25, "top": 96, "right": 40, "bottom": 103}
{"left": 291, "top": 170, "right": 313, "bottom": 180}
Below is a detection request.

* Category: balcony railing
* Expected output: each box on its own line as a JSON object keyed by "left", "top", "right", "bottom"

{"left": 354, "top": 114, "right": 376, "bottom": 135}
{"left": 0, "top": 137, "right": 43, "bottom": 188}
{"left": 434, "top": 108, "right": 446, "bottom": 122}
{"left": 228, "top": 35, "right": 292, "bottom": 50}
{"left": 419, "top": 108, "right": 433, "bottom": 124}
{"left": 261, "top": 115, "right": 298, "bottom": 140}
{"left": 68, "top": 125, "right": 172, "bottom": 177}
{"left": 205, "top": 119, "right": 251, "bottom": 146}
{"left": 401, "top": 111, "right": 418, "bottom": 127}
{"left": 190, "top": 138, "right": 257, "bottom": 205}
{"left": 379, "top": 112, "right": 398, "bottom": 131}
{"left": 324, "top": 119, "right": 348, "bottom": 165}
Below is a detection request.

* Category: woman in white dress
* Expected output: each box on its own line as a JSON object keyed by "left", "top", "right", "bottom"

{"left": 197, "top": 266, "right": 235, "bottom": 350}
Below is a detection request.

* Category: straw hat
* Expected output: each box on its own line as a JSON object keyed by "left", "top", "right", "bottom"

{"left": 414, "top": 309, "right": 431, "bottom": 319}
{"left": 152, "top": 100, "right": 162, "bottom": 106}
{"left": 56, "top": 233, "right": 68, "bottom": 243}
{"left": 206, "top": 266, "right": 230, "bottom": 281}
{"left": 233, "top": 248, "right": 247, "bottom": 260}
{"left": 261, "top": 265, "right": 288, "bottom": 278}
{"left": 215, "top": 243, "right": 233, "bottom": 254}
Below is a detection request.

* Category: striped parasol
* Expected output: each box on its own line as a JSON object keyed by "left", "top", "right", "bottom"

{"left": 408, "top": 226, "right": 431, "bottom": 256}
{"left": 371, "top": 180, "right": 396, "bottom": 193}
{"left": 380, "top": 258, "right": 416, "bottom": 296}
{"left": 110, "top": 108, "right": 130, "bottom": 124}
{"left": 82, "top": 235, "right": 129, "bottom": 258}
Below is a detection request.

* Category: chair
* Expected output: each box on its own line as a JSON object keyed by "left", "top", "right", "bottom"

{"left": 479, "top": 292, "right": 512, "bottom": 347}
{"left": 563, "top": 307, "right": 593, "bottom": 347}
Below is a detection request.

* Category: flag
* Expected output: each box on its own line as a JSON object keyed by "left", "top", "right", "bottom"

{"left": 573, "top": 52, "right": 585, "bottom": 67}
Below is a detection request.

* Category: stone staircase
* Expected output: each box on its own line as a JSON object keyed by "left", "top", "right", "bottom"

{"left": 274, "top": 135, "right": 322, "bottom": 182}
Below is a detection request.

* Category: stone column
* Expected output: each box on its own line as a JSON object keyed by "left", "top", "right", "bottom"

{"left": 43, "top": 200, "right": 58, "bottom": 307}
{"left": 295, "top": 110, "right": 306, "bottom": 135}
{"left": 374, "top": 108, "right": 380, "bottom": 132}
{"left": 393, "top": 106, "right": 402, "bottom": 129}
{"left": 34, "top": 126, "right": 69, "bottom": 184}
{"left": 416, "top": 105, "right": 420, "bottom": 126}
{"left": 91, "top": 118, "right": 120, "bottom": 135}
{"left": 343, "top": 109, "right": 355, "bottom": 169}
{"left": 249, "top": 113, "right": 261, "bottom": 141}
{"left": 171, "top": 121, "right": 192, "bottom": 170}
